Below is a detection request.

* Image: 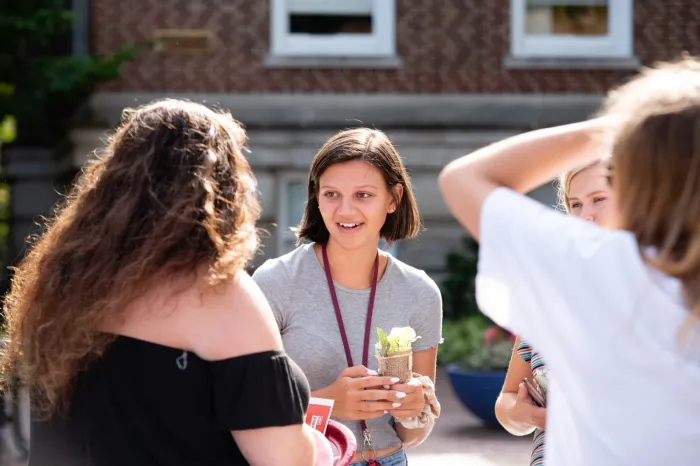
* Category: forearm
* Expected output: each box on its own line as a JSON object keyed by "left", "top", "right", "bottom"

{"left": 441, "top": 119, "right": 607, "bottom": 195}
{"left": 311, "top": 385, "right": 333, "bottom": 400}
{"left": 395, "top": 422, "right": 433, "bottom": 449}
{"left": 439, "top": 119, "right": 609, "bottom": 237}
{"left": 233, "top": 424, "right": 316, "bottom": 466}
{"left": 494, "top": 392, "right": 535, "bottom": 436}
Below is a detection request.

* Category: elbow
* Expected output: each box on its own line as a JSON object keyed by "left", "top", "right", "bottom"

{"left": 494, "top": 393, "right": 534, "bottom": 437}
{"left": 396, "top": 422, "right": 433, "bottom": 449}
{"left": 438, "top": 157, "right": 481, "bottom": 201}
{"left": 239, "top": 424, "right": 317, "bottom": 466}
{"left": 494, "top": 395, "right": 513, "bottom": 432}
{"left": 292, "top": 424, "right": 317, "bottom": 466}
{"left": 437, "top": 164, "right": 459, "bottom": 207}
{"left": 437, "top": 160, "right": 461, "bottom": 193}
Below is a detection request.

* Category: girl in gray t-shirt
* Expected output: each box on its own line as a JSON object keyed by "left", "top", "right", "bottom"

{"left": 253, "top": 128, "right": 443, "bottom": 466}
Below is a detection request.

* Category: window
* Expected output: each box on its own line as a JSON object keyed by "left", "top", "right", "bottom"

{"left": 276, "top": 175, "right": 398, "bottom": 257}
{"left": 277, "top": 176, "right": 307, "bottom": 256}
{"left": 269, "top": 0, "right": 396, "bottom": 58}
{"left": 510, "top": 0, "right": 633, "bottom": 59}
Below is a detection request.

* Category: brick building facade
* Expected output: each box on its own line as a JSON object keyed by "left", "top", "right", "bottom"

{"left": 92, "top": 0, "right": 698, "bottom": 94}
{"left": 74, "top": 0, "right": 700, "bottom": 275}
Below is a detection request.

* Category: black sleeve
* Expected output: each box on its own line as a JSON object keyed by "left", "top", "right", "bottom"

{"left": 211, "top": 350, "right": 310, "bottom": 431}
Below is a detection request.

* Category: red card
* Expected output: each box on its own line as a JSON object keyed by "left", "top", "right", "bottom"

{"left": 305, "top": 397, "right": 334, "bottom": 435}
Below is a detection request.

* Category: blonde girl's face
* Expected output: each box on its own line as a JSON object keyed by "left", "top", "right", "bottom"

{"left": 567, "top": 164, "right": 616, "bottom": 228}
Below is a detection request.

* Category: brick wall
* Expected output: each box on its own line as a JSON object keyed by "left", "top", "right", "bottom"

{"left": 93, "top": 0, "right": 700, "bottom": 93}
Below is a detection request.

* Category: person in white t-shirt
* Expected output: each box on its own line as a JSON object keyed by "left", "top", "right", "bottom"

{"left": 495, "top": 160, "right": 615, "bottom": 466}
{"left": 438, "top": 57, "right": 700, "bottom": 466}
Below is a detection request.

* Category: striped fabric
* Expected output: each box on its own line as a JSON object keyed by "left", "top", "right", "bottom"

{"left": 517, "top": 339, "right": 546, "bottom": 466}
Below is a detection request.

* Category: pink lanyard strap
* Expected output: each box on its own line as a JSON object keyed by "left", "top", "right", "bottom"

{"left": 321, "top": 243, "right": 379, "bottom": 438}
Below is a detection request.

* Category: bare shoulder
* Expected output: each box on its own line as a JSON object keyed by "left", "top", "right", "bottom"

{"left": 184, "top": 270, "right": 284, "bottom": 361}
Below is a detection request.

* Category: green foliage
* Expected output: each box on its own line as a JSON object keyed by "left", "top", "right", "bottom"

{"left": 463, "top": 338, "right": 514, "bottom": 372}
{"left": 440, "top": 236, "right": 480, "bottom": 320}
{"left": 438, "top": 236, "right": 513, "bottom": 371}
{"left": 0, "top": 183, "right": 10, "bottom": 245}
{"left": 1, "top": 82, "right": 16, "bottom": 145}
{"left": 438, "top": 315, "right": 490, "bottom": 365}
{"left": 0, "top": 115, "right": 16, "bottom": 144}
{"left": 438, "top": 315, "right": 513, "bottom": 372}
{"left": 0, "top": 0, "right": 141, "bottom": 146}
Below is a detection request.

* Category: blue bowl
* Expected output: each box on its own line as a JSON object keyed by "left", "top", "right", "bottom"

{"left": 445, "top": 363, "right": 506, "bottom": 427}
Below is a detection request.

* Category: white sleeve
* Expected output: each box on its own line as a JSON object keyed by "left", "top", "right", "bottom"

{"left": 475, "top": 188, "right": 644, "bottom": 366}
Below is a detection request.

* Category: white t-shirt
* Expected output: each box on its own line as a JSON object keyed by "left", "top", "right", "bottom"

{"left": 476, "top": 187, "right": 700, "bottom": 466}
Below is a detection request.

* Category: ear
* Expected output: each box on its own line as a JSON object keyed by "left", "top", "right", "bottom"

{"left": 388, "top": 184, "right": 404, "bottom": 214}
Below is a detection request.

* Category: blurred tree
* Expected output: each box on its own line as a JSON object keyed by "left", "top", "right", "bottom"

{"left": 0, "top": 0, "right": 141, "bottom": 147}
{"left": 440, "top": 236, "right": 481, "bottom": 320}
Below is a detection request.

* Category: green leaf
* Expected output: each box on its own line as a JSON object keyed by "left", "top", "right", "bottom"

{"left": 0, "top": 83, "right": 14, "bottom": 96}
{"left": 0, "top": 115, "right": 17, "bottom": 143}
{"left": 376, "top": 327, "right": 389, "bottom": 356}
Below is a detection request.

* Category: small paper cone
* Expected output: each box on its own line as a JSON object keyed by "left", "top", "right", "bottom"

{"left": 376, "top": 349, "right": 412, "bottom": 383}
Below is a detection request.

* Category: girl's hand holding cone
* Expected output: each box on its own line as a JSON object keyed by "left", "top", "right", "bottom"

{"left": 385, "top": 378, "right": 425, "bottom": 419}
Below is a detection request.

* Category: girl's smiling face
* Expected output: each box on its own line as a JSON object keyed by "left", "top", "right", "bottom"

{"left": 317, "top": 160, "right": 400, "bottom": 250}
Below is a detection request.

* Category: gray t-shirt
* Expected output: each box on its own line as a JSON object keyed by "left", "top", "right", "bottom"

{"left": 252, "top": 243, "right": 443, "bottom": 451}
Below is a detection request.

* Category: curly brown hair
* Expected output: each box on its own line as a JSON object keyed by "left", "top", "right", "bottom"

{"left": 0, "top": 99, "right": 260, "bottom": 416}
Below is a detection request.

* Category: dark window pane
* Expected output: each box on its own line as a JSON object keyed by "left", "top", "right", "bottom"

{"left": 289, "top": 14, "right": 372, "bottom": 35}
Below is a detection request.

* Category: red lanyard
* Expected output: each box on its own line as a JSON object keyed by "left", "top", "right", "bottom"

{"left": 321, "top": 243, "right": 379, "bottom": 451}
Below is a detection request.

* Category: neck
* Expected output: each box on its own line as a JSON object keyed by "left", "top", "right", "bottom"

{"left": 323, "top": 239, "right": 379, "bottom": 289}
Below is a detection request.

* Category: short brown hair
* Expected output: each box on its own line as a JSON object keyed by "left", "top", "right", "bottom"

{"left": 599, "top": 55, "right": 700, "bottom": 320}
{"left": 296, "top": 128, "right": 421, "bottom": 244}
{"left": 0, "top": 99, "right": 260, "bottom": 416}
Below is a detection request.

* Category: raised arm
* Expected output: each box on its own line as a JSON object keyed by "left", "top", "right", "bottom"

{"left": 438, "top": 119, "right": 609, "bottom": 239}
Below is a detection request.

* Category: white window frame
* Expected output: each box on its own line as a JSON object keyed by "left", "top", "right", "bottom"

{"left": 510, "top": 0, "right": 633, "bottom": 59}
{"left": 276, "top": 173, "right": 308, "bottom": 257}
{"left": 275, "top": 173, "right": 399, "bottom": 258}
{"left": 269, "top": 0, "right": 396, "bottom": 58}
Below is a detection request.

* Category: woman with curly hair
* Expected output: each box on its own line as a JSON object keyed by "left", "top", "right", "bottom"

{"left": 0, "top": 99, "right": 315, "bottom": 466}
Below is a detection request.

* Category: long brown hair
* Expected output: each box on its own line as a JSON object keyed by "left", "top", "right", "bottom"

{"left": 0, "top": 99, "right": 260, "bottom": 416}
{"left": 599, "top": 56, "right": 700, "bottom": 320}
{"left": 296, "top": 128, "right": 421, "bottom": 245}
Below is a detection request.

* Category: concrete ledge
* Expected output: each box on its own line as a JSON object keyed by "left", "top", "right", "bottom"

{"left": 70, "top": 127, "right": 518, "bottom": 169}
{"left": 264, "top": 54, "right": 403, "bottom": 69}
{"left": 504, "top": 55, "right": 641, "bottom": 70}
{"left": 90, "top": 92, "right": 604, "bottom": 130}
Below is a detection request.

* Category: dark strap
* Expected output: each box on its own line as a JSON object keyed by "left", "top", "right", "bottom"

{"left": 321, "top": 243, "right": 379, "bottom": 435}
